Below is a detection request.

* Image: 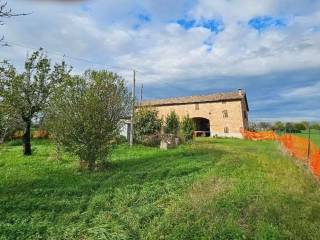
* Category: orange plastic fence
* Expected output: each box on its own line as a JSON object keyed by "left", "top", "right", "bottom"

{"left": 241, "top": 129, "right": 320, "bottom": 177}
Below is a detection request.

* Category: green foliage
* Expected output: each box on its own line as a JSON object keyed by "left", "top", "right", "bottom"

{"left": 294, "top": 122, "right": 307, "bottom": 131}
{"left": 271, "top": 121, "right": 285, "bottom": 132}
{"left": 0, "top": 102, "right": 14, "bottom": 143}
{"left": 46, "top": 70, "right": 130, "bottom": 170}
{"left": 134, "top": 107, "right": 162, "bottom": 143}
{"left": 0, "top": 49, "right": 70, "bottom": 154}
{"left": 165, "top": 111, "right": 180, "bottom": 135}
{"left": 1, "top": 138, "right": 320, "bottom": 239}
{"left": 311, "top": 123, "right": 320, "bottom": 130}
{"left": 181, "top": 114, "right": 194, "bottom": 141}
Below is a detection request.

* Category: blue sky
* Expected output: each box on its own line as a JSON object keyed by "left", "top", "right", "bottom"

{"left": 1, "top": 0, "right": 320, "bottom": 122}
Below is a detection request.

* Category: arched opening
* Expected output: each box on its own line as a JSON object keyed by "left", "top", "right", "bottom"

{"left": 192, "top": 117, "right": 210, "bottom": 137}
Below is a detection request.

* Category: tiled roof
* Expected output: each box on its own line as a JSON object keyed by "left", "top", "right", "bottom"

{"left": 141, "top": 90, "right": 249, "bottom": 110}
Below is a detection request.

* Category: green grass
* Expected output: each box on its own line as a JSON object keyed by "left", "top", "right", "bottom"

{"left": 294, "top": 129, "right": 320, "bottom": 147}
{"left": 1, "top": 138, "right": 320, "bottom": 239}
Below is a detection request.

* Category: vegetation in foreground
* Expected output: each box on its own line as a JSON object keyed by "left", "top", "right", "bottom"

{"left": 1, "top": 138, "right": 320, "bottom": 239}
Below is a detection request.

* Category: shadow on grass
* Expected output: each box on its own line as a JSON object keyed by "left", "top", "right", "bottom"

{"left": 0, "top": 141, "right": 226, "bottom": 217}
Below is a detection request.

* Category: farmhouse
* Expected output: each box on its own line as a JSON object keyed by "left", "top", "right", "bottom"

{"left": 140, "top": 89, "right": 249, "bottom": 138}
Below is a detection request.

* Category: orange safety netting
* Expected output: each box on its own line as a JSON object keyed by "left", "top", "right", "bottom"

{"left": 241, "top": 129, "right": 320, "bottom": 177}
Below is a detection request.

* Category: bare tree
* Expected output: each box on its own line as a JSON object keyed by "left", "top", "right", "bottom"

{"left": 0, "top": 1, "right": 28, "bottom": 44}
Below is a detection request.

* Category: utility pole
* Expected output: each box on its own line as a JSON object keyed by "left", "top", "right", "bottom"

{"left": 130, "top": 70, "right": 136, "bottom": 147}
{"left": 140, "top": 83, "right": 143, "bottom": 105}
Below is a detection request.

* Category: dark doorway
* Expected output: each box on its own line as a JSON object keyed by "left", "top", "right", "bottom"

{"left": 192, "top": 117, "right": 210, "bottom": 137}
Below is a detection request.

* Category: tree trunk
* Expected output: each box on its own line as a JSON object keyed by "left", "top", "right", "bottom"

{"left": 23, "top": 120, "right": 32, "bottom": 155}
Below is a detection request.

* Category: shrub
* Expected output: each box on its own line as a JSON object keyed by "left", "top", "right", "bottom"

{"left": 46, "top": 70, "right": 130, "bottom": 170}
{"left": 134, "top": 107, "right": 162, "bottom": 144}
{"left": 165, "top": 111, "right": 180, "bottom": 135}
{"left": 181, "top": 114, "right": 195, "bottom": 142}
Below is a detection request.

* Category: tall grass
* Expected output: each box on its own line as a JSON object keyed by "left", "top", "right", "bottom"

{"left": 0, "top": 138, "right": 320, "bottom": 239}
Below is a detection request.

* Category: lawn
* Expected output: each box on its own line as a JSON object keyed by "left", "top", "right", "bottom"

{"left": 1, "top": 138, "right": 320, "bottom": 240}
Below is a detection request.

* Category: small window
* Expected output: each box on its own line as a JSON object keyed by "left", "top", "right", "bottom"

{"left": 195, "top": 103, "right": 199, "bottom": 110}
{"left": 224, "top": 127, "right": 229, "bottom": 133}
{"left": 243, "top": 111, "right": 247, "bottom": 120}
{"left": 222, "top": 110, "right": 228, "bottom": 118}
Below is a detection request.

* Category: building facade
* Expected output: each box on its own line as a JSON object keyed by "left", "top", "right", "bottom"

{"left": 140, "top": 89, "right": 249, "bottom": 138}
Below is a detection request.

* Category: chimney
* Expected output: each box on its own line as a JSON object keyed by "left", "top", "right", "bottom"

{"left": 238, "top": 88, "right": 245, "bottom": 96}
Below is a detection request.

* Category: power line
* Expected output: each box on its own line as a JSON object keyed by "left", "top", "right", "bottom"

{"left": 5, "top": 40, "right": 137, "bottom": 72}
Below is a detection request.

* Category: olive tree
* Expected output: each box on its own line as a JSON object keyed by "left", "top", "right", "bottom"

{"left": 46, "top": 70, "right": 131, "bottom": 170}
{"left": 0, "top": 49, "right": 70, "bottom": 155}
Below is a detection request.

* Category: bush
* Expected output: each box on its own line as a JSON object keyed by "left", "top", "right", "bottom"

{"left": 46, "top": 70, "right": 131, "bottom": 170}
{"left": 165, "top": 111, "right": 180, "bottom": 135}
{"left": 181, "top": 114, "right": 195, "bottom": 142}
{"left": 134, "top": 107, "right": 162, "bottom": 144}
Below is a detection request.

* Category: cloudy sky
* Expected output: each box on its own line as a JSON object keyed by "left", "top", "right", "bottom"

{"left": 1, "top": 0, "right": 320, "bottom": 122}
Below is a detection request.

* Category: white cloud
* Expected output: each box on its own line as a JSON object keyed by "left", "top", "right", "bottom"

{"left": 282, "top": 82, "right": 320, "bottom": 98}
{"left": 1, "top": 0, "right": 320, "bottom": 120}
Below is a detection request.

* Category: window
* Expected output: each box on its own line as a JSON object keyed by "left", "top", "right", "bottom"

{"left": 222, "top": 110, "right": 228, "bottom": 118}
{"left": 224, "top": 127, "right": 229, "bottom": 133}
{"left": 243, "top": 111, "right": 247, "bottom": 120}
{"left": 195, "top": 103, "right": 199, "bottom": 110}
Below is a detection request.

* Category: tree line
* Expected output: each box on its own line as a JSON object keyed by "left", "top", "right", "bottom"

{"left": 248, "top": 121, "right": 320, "bottom": 133}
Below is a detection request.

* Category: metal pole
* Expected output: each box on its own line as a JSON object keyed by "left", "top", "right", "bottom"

{"left": 130, "top": 70, "right": 136, "bottom": 147}
{"left": 140, "top": 83, "right": 143, "bottom": 105}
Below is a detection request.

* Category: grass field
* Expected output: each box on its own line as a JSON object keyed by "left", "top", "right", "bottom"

{"left": 294, "top": 129, "right": 320, "bottom": 147}
{"left": 1, "top": 138, "right": 320, "bottom": 239}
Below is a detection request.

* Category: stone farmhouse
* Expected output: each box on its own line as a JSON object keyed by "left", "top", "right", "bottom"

{"left": 140, "top": 89, "right": 249, "bottom": 138}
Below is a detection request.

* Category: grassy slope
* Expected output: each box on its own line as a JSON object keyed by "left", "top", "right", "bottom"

{"left": 1, "top": 139, "right": 320, "bottom": 240}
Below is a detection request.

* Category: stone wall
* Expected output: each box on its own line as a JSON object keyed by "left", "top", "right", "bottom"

{"left": 153, "top": 99, "right": 248, "bottom": 138}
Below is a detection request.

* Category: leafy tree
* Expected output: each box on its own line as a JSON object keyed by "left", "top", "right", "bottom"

{"left": 181, "top": 114, "right": 194, "bottom": 141}
{"left": 0, "top": 49, "right": 70, "bottom": 155}
{"left": 285, "top": 122, "right": 295, "bottom": 133}
{"left": 311, "top": 123, "right": 320, "bottom": 130}
{"left": 294, "top": 122, "right": 307, "bottom": 131}
{"left": 165, "top": 111, "right": 179, "bottom": 135}
{"left": 271, "top": 121, "right": 284, "bottom": 132}
{"left": 248, "top": 122, "right": 258, "bottom": 132}
{"left": 0, "top": 102, "right": 14, "bottom": 143}
{"left": 134, "top": 107, "right": 162, "bottom": 142}
{"left": 46, "top": 70, "right": 130, "bottom": 170}
{"left": 257, "top": 122, "right": 271, "bottom": 131}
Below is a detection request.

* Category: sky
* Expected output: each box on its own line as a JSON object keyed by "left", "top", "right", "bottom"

{"left": 1, "top": 0, "right": 320, "bottom": 122}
